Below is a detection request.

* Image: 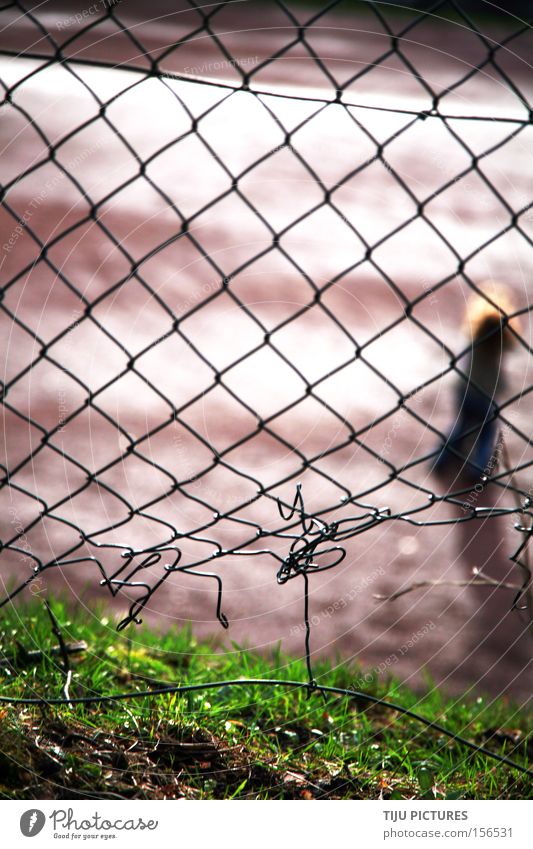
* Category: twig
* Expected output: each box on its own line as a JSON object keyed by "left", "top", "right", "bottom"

{"left": 0, "top": 641, "right": 87, "bottom": 669}
{"left": 374, "top": 575, "right": 522, "bottom": 603}
{"left": 44, "top": 601, "right": 73, "bottom": 704}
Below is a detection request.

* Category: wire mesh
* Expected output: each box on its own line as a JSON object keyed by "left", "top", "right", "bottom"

{"left": 1, "top": 0, "right": 532, "bottom": 670}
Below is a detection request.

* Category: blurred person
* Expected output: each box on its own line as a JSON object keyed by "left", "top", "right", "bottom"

{"left": 433, "top": 282, "right": 519, "bottom": 479}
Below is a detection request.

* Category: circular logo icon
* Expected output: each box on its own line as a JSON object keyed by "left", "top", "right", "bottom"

{"left": 20, "top": 810, "right": 46, "bottom": 837}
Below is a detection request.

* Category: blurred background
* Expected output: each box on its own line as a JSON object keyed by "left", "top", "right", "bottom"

{"left": 1, "top": 1, "right": 532, "bottom": 701}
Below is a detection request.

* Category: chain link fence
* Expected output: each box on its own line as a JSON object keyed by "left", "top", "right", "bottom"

{"left": 1, "top": 0, "right": 532, "bottom": 681}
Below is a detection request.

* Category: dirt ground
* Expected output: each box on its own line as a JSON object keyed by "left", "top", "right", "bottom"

{"left": 1, "top": 2, "right": 532, "bottom": 702}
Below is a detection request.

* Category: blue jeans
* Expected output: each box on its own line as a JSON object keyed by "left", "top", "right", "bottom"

{"left": 434, "top": 385, "right": 498, "bottom": 476}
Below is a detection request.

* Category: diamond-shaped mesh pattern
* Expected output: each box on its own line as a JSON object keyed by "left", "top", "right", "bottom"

{"left": 1, "top": 0, "right": 532, "bottom": 633}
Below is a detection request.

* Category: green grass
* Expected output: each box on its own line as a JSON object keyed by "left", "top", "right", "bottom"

{"left": 0, "top": 597, "right": 530, "bottom": 799}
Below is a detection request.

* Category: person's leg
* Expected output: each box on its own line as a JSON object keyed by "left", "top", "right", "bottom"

{"left": 466, "top": 416, "right": 498, "bottom": 476}
{"left": 433, "top": 393, "right": 497, "bottom": 476}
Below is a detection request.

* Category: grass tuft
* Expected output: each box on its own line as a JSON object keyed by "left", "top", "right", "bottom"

{"left": 0, "top": 598, "right": 530, "bottom": 799}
